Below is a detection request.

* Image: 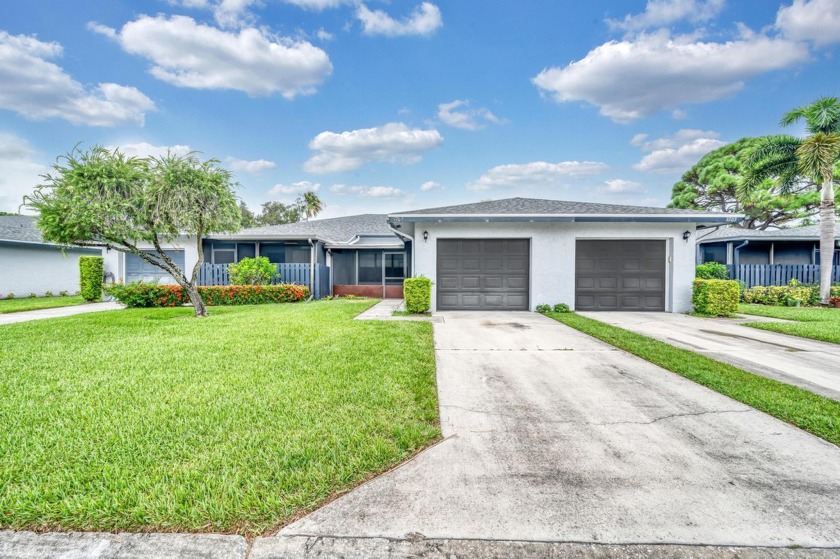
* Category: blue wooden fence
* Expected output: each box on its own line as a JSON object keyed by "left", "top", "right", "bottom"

{"left": 729, "top": 264, "right": 840, "bottom": 288}
{"left": 198, "top": 263, "right": 331, "bottom": 299}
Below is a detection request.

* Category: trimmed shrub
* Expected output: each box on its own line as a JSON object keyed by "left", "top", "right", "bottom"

{"left": 228, "top": 256, "right": 277, "bottom": 285}
{"left": 742, "top": 280, "right": 820, "bottom": 307}
{"left": 695, "top": 262, "right": 728, "bottom": 280}
{"left": 79, "top": 256, "right": 104, "bottom": 302}
{"left": 45, "top": 291, "right": 54, "bottom": 297}
{"left": 104, "top": 282, "right": 309, "bottom": 308}
{"left": 693, "top": 279, "right": 740, "bottom": 316}
{"left": 28, "top": 293, "right": 36, "bottom": 298}
{"left": 5, "top": 293, "right": 14, "bottom": 299}
{"left": 404, "top": 276, "right": 432, "bottom": 313}
{"left": 536, "top": 304, "right": 551, "bottom": 314}
{"left": 552, "top": 303, "right": 571, "bottom": 313}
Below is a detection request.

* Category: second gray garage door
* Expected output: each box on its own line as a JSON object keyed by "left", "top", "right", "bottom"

{"left": 437, "top": 239, "right": 529, "bottom": 310}
{"left": 575, "top": 240, "right": 666, "bottom": 311}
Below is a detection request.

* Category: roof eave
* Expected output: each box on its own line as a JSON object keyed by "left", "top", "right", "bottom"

{"left": 388, "top": 214, "right": 742, "bottom": 224}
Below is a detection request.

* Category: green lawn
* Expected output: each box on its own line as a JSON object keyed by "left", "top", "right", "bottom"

{"left": 0, "top": 300, "right": 439, "bottom": 534}
{"left": 0, "top": 295, "right": 87, "bottom": 314}
{"left": 547, "top": 312, "right": 840, "bottom": 446}
{"left": 738, "top": 303, "right": 840, "bottom": 345}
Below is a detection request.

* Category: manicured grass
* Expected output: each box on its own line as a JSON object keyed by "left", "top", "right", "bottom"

{"left": 547, "top": 312, "right": 840, "bottom": 446}
{"left": 738, "top": 303, "right": 840, "bottom": 345}
{"left": 0, "top": 295, "right": 86, "bottom": 314}
{"left": 0, "top": 300, "right": 439, "bottom": 534}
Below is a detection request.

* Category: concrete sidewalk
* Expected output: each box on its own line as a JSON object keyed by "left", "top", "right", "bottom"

{"left": 0, "top": 301, "right": 123, "bottom": 325}
{"left": 585, "top": 311, "right": 840, "bottom": 401}
{"left": 354, "top": 298, "right": 442, "bottom": 322}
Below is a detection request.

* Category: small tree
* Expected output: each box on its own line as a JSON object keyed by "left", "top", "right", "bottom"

{"left": 26, "top": 146, "right": 241, "bottom": 317}
{"left": 228, "top": 257, "right": 277, "bottom": 285}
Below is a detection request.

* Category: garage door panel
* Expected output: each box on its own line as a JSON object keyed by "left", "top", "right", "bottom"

{"left": 437, "top": 239, "right": 529, "bottom": 310}
{"left": 576, "top": 240, "right": 665, "bottom": 312}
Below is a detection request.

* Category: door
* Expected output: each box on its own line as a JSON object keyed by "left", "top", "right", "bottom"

{"left": 575, "top": 240, "right": 666, "bottom": 311}
{"left": 436, "top": 239, "right": 530, "bottom": 310}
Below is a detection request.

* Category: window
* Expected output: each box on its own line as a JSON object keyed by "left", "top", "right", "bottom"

{"left": 212, "top": 242, "right": 235, "bottom": 264}
{"left": 237, "top": 243, "right": 256, "bottom": 261}
{"left": 358, "top": 251, "right": 382, "bottom": 284}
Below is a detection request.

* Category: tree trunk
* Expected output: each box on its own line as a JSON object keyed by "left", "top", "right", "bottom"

{"left": 818, "top": 177, "right": 836, "bottom": 304}
{"left": 183, "top": 282, "right": 209, "bottom": 317}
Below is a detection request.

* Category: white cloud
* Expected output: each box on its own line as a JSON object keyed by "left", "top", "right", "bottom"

{"left": 0, "top": 31, "right": 155, "bottom": 127}
{"left": 420, "top": 180, "right": 442, "bottom": 192}
{"left": 285, "top": 0, "right": 348, "bottom": 10}
{"left": 776, "top": 0, "right": 840, "bottom": 46}
{"left": 0, "top": 133, "right": 46, "bottom": 212}
{"left": 316, "top": 28, "right": 335, "bottom": 41}
{"left": 330, "top": 184, "right": 406, "bottom": 198}
{"left": 632, "top": 129, "right": 726, "bottom": 173}
{"left": 607, "top": 0, "right": 726, "bottom": 33}
{"left": 437, "top": 100, "right": 503, "bottom": 131}
{"left": 468, "top": 161, "right": 608, "bottom": 192}
{"left": 598, "top": 179, "right": 646, "bottom": 194}
{"left": 304, "top": 122, "right": 443, "bottom": 174}
{"left": 532, "top": 30, "right": 809, "bottom": 123}
{"left": 92, "top": 15, "right": 332, "bottom": 98}
{"left": 268, "top": 181, "right": 320, "bottom": 196}
{"left": 109, "top": 142, "right": 193, "bottom": 159}
{"left": 226, "top": 157, "right": 276, "bottom": 172}
{"left": 356, "top": 2, "right": 442, "bottom": 37}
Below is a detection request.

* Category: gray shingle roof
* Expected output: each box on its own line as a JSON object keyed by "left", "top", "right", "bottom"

{"left": 0, "top": 215, "right": 45, "bottom": 243}
{"left": 222, "top": 214, "right": 398, "bottom": 244}
{"left": 390, "top": 197, "right": 719, "bottom": 216}
{"left": 698, "top": 223, "right": 840, "bottom": 243}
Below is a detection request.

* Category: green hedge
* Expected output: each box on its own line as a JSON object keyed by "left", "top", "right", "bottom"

{"left": 105, "top": 282, "right": 309, "bottom": 308}
{"left": 695, "top": 262, "right": 728, "bottom": 280}
{"left": 404, "top": 276, "right": 432, "bottom": 313}
{"left": 742, "top": 283, "right": 821, "bottom": 306}
{"left": 693, "top": 279, "right": 740, "bottom": 316}
{"left": 79, "top": 256, "right": 104, "bottom": 302}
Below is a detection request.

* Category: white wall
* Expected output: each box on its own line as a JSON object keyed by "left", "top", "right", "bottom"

{"left": 412, "top": 221, "right": 697, "bottom": 313}
{"left": 0, "top": 244, "right": 102, "bottom": 297}
{"left": 103, "top": 236, "right": 199, "bottom": 283}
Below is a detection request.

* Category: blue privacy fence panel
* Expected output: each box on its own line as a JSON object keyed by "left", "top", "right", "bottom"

{"left": 729, "top": 264, "right": 840, "bottom": 288}
{"left": 198, "top": 263, "right": 331, "bottom": 299}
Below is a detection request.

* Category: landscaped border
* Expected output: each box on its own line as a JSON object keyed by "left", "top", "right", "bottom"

{"left": 737, "top": 303, "right": 840, "bottom": 345}
{"left": 0, "top": 295, "right": 87, "bottom": 314}
{"left": 547, "top": 312, "right": 840, "bottom": 446}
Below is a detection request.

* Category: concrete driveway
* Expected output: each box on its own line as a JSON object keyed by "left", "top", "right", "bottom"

{"left": 586, "top": 312, "right": 840, "bottom": 401}
{"left": 265, "top": 311, "right": 840, "bottom": 553}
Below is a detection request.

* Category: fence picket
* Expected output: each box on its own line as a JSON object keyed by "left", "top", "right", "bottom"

{"left": 197, "top": 262, "right": 330, "bottom": 298}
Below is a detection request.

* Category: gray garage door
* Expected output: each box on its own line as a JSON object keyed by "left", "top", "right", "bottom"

{"left": 437, "top": 239, "right": 529, "bottom": 310}
{"left": 575, "top": 240, "right": 666, "bottom": 311}
{"left": 125, "top": 250, "right": 185, "bottom": 284}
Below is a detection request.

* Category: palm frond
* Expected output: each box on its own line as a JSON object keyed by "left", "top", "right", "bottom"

{"left": 782, "top": 97, "right": 840, "bottom": 134}
{"left": 741, "top": 135, "right": 800, "bottom": 193}
{"left": 796, "top": 133, "right": 840, "bottom": 182}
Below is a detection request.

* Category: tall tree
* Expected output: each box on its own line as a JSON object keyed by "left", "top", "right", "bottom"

{"left": 670, "top": 137, "right": 824, "bottom": 229}
{"left": 743, "top": 97, "right": 840, "bottom": 304}
{"left": 26, "top": 146, "right": 240, "bottom": 317}
{"left": 257, "top": 201, "right": 301, "bottom": 226}
{"left": 238, "top": 200, "right": 257, "bottom": 228}
{"left": 300, "top": 191, "right": 324, "bottom": 221}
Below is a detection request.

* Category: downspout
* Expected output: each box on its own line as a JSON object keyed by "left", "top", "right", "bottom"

{"left": 733, "top": 240, "right": 749, "bottom": 267}
{"left": 326, "top": 248, "right": 333, "bottom": 297}
{"left": 388, "top": 222, "right": 415, "bottom": 300}
{"left": 307, "top": 238, "right": 315, "bottom": 302}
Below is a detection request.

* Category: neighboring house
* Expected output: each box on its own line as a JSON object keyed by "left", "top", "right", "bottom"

{"left": 388, "top": 198, "right": 735, "bottom": 312}
{"left": 207, "top": 214, "right": 409, "bottom": 298}
{"left": 0, "top": 215, "right": 101, "bottom": 297}
{"left": 697, "top": 224, "right": 840, "bottom": 266}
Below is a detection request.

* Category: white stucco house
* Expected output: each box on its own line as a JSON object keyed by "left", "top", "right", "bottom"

{"left": 388, "top": 198, "right": 738, "bottom": 313}
{"left": 0, "top": 215, "right": 102, "bottom": 297}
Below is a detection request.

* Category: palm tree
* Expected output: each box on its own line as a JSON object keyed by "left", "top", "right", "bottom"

{"left": 300, "top": 191, "right": 324, "bottom": 221}
{"left": 743, "top": 97, "right": 840, "bottom": 304}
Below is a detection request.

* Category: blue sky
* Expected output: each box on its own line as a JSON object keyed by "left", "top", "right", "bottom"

{"left": 1, "top": 0, "right": 839, "bottom": 217}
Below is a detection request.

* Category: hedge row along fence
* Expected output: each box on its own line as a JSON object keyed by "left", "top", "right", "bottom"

{"left": 105, "top": 282, "right": 310, "bottom": 308}
{"left": 79, "top": 256, "right": 104, "bottom": 302}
